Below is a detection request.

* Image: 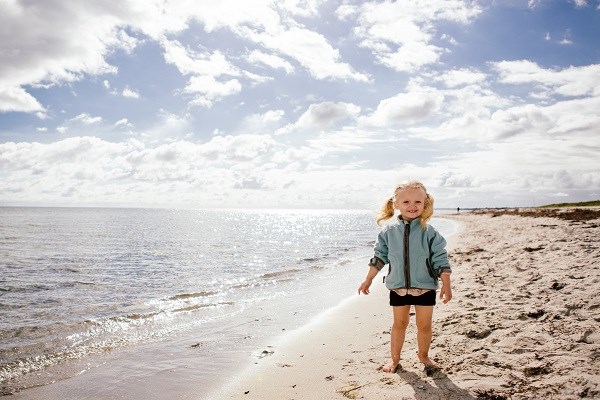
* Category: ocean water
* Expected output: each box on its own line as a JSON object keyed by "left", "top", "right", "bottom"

{"left": 0, "top": 207, "right": 456, "bottom": 397}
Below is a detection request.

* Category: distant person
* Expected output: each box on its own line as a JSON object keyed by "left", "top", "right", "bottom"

{"left": 457, "top": 207, "right": 460, "bottom": 213}
{"left": 358, "top": 181, "right": 453, "bottom": 373}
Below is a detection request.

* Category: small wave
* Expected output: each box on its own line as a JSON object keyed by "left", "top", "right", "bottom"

{"left": 230, "top": 281, "right": 260, "bottom": 290}
{"left": 31, "top": 284, "right": 52, "bottom": 291}
{"left": 260, "top": 268, "right": 303, "bottom": 280}
{"left": 109, "top": 311, "right": 162, "bottom": 322}
{"left": 73, "top": 281, "right": 95, "bottom": 286}
{"left": 54, "top": 281, "right": 96, "bottom": 289}
{"left": 174, "top": 301, "right": 234, "bottom": 313}
{"left": 168, "top": 290, "right": 217, "bottom": 301}
{"left": 301, "top": 257, "right": 322, "bottom": 262}
{"left": 51, "top": 266, "right": 81, "bottom": 273}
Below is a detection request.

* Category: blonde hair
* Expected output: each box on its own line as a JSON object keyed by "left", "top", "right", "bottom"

{"left": 376, "top": 181, "right": 434, "bottom": 229}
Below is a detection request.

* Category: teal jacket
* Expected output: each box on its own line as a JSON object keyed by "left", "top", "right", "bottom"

{"left": 373, "top": 217, "right": 451, "bottom": 290}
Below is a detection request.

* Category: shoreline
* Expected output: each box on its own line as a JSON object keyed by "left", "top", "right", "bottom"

{"left": 209, "top": 209, "right": 600, "bottom": 400}
{"left": 2, "top": 215, "right": 456, "bottom": 400}
{"left": 4, "top": 248, "right": 380, "bottom": 400}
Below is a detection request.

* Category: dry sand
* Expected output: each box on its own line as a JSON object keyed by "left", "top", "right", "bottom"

{"left": 209, "top": 208, "right": 600, "bottom": 400}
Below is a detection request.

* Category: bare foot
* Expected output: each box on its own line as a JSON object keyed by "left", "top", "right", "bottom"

{"left": 381, "top": 360, "right": 400, "bottom": 373}
{"left": 419, "top": 356, "right": 440, "bottom": 369}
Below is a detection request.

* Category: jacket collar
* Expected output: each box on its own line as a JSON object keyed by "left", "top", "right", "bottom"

{"left": 397, "top": 215, "right": 421, "bottom": 228}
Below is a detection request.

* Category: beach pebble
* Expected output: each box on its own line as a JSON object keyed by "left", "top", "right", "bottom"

{"left": 259, "top": 350, "right": 274, "bottom": 358}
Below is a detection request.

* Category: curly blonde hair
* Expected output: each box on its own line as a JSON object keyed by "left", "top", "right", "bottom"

{"left": 376, "top": 181, "right": 434, "bottom": 229}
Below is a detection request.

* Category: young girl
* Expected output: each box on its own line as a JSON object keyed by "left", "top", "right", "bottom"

{"left": 358, "top": 181, "right": 452, "bottom": 373}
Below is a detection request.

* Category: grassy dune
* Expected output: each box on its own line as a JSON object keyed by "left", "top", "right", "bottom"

{"left": 538, "top": 200, "right": 600, "bottom": 208}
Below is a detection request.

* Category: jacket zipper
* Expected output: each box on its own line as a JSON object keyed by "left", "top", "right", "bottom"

{"left": 403, "top": 220, "right": 410, "bottom": 289}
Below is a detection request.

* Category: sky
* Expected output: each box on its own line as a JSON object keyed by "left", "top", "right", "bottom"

{"left": 1, "top": 0, "right": 599, "bottom": 210}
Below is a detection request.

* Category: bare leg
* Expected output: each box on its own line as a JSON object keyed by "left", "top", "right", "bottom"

{"left": 383, "top": 305, "right": 410, "bottom": 372}
{"left": 414, "top": 305, "right": 439, "bottom": 368}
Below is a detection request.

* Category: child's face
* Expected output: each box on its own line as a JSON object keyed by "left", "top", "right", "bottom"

{"left": 393, "top": 187, "right": 426, "bottom": 220}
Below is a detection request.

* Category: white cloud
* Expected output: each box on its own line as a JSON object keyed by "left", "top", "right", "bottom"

{"left": 296, "top": 102, "right": 361, "bottom": 128}
{"left": 491, "top": 61, "right": 600, "bottom": 97}
{"left": 1, "top": 0, "right": 360, "bottom": 114}
{"left": 246, "top": 50, "right": 294, "bottom": 74}
{"left": 233, "top": 174, "right": 268, "bottom": 190}
{"left": 185, "top": 75, "right": 242, "bottom": 108}
{"left": 305, "top": 127, "right": 385, "bottom": 155}
{"left": 162, "top": 40, "right": 239, "bottom": 77}
{"left": 559, "top": 29, "right": 574, "bottom": 45}
{"left": 200, "top": 134, "right": 277, "bottom": 162}
{"left": 335, "top": 4, "right": 359, "bottom": 20}
{"left": 238, "top": 110, "right": 285, "bottom": 134}
{"left": 140, "top": 110, "right": 193, "bottom": 141}
{"left": 0, "top": 134, "right": 289, "bottom": 206}
{"left": 242, "top": 26, "right": 369, "bottom": 82}
{"left": 437, "top": 172, "right": 474, "bottom": 188}
{"left": 0, "top": 86, "right": 45, "bottom": 113}
{"left": 435, "top": 68, "right": 487, "bottom": 88}
{"left": 359, "top": 90, "right": 443, "bottom": 127}
{"left": 115, "top": 118, "right": 133, "bottom": 127}
{"left": 276, "top": 102, "right": 361, "bottom": 135}
{"left": 415, "top": 79, "right": 599, "bottom": 143}
{"left": 571, "top": 0, "right": 588, "bottom": 7}
{"left": 122, "top": 87, "right": 140, "bottom": 98}
{"left": 161, "top": 40, "right": 246, "bottom": 107}
{"left": 71, "top": 113, "right": 103, "bottom": 125}
{"left": 353, "top": 0, "right": 482, "bottom": 72}
{"left": 489, "top": 103, "right": 552, "bottom": 139}
{"left": 0, "top": 0, "right": 128, "bottom": 113}
{"left": 280, "top": 0, "right": 325, "bottom": 18}
{"left": 441, "top": 33, "right": 459, "bottom": 46}
{"left": 1, "top": 120, "right": 598, "bottom": 208}
{"left": 425, "top": 137, "right": 600, "bottom": 207}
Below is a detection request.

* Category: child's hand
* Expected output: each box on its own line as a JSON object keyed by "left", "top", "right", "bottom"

{"left": 439, "top": 272, "right": 452, "bottom": 303}
{"left": 439, "top": 284, "right": 452, "bottom": 304}
{"left": 358, "top": 280, "right": 372, "bottom": 295}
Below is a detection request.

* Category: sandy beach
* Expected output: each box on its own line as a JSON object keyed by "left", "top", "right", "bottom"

{"left": 210, "top": 208, "right": 600, "bottom": 400}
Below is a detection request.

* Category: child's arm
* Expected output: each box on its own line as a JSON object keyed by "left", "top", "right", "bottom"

{"left": 358, "top": 266, "right": 379, "bottom": 295}
{"left": 439, "top": 272, "right": 452, "bottom": 303}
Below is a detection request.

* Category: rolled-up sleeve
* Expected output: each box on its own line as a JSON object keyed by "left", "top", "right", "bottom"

{"left": 429, "top": 229, "right": 451, "bottom": 275}
{"left": 373, "top": 231, "right": 389, "bottom": 270}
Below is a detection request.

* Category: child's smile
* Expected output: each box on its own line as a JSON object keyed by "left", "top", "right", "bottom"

{"left": 393, "top": 187, "right": 426, "bottom": 220}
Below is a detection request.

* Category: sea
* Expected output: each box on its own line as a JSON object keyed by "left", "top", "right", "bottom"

{"left": 0, "top": 207, "right": 457, "bottom": 399}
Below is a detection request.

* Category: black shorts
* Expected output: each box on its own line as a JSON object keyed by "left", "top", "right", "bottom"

{"left": 389, "top": 289, "right": 436, "bottom": 306}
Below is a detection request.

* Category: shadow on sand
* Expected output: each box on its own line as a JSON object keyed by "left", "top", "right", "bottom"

{"left": 396, "top": 366, "right": 475, "bottom": 400}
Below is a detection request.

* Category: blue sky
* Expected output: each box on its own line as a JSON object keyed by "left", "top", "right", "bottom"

{"left": 1, "top": 0, "right": 599, "bottom": 210}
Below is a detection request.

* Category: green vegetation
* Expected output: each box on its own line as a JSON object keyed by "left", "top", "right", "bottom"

{"left": 538, "top": 200, "right": 600, "bottom": 208}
